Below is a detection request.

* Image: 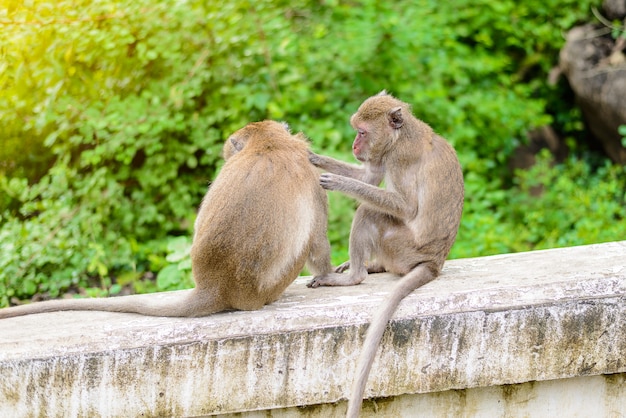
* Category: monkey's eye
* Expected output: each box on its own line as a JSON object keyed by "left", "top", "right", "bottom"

{"left": 357, "top": 130, "right": 366, "bottom": 136}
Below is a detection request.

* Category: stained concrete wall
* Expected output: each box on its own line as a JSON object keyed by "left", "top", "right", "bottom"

{"left": 0, "top": 241, "right": 625, "bottom": 417}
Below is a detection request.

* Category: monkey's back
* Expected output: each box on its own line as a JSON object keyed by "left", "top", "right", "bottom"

{"left": 191, "top": 135, "right": 324, "bottom": 310}
{"left": 409, "top": 133, "right": 464, "bottom": 270}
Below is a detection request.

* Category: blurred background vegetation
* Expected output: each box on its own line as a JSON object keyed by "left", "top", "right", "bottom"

{"left": 1, "top": 0, "right": 625, "bottom": 306}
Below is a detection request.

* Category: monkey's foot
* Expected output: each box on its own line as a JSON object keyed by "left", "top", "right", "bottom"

{"left": 307, "top": 273, "right": 365, "bottom": 288}
{"left": 332, "top": 261, "right": 385, "bottom": 274}
{"left": 365, "top": 263, "right": 386, "bottom": 274}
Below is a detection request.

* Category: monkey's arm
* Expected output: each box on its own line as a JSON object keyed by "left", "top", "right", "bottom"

{"left": 320, "top": 173, "right": 416, "bottom": 220}
{"left": 308, "top": 152, "right": 368, "bottom": 182}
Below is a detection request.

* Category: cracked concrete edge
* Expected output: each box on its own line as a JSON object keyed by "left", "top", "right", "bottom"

{"left": 0, "top": 241, "right": 624, "bottom": 416}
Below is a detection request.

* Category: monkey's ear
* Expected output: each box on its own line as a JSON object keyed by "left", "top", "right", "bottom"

{"left": 280, "top": 121, "right": 291, "bottom": 132}
{"left": 377, "top": 90, "right": 389, "bottom": 96}
{"left": 230, "top": 137, "right": 244, "bottom": 152}
{"left": 388, "top": 106, "right": 404, "bottom": 129}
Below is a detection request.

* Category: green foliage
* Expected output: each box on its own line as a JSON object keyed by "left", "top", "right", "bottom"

{"left": 1, "top": 0, "right": 622, "bottom": 307}
{"left": 157, "top": 237, "right": 193, "bottom": 291}
{"left": 511, "top": 152, "right": 626, "bottom": 248}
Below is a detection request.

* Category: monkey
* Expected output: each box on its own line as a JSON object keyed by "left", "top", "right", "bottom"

{"left": 0, "top": 120, "right": 333, "bottom": 319}
{"left": 307, "top": 91, "right": 464, "bottom": 417}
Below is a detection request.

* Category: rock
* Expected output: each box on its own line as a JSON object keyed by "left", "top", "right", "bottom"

{"left": 559, "top": 24, "right": 626, "bottom": 164}
{"left": 603, "top": 0, "right": 626, "bottom": 20}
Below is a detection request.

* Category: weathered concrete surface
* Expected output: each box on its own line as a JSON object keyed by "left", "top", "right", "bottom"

{"left": 0, "top": 241, "right": 625, "bottom": 417}
{"left": 220, "top": 373, "right": 626, "bottom": 417}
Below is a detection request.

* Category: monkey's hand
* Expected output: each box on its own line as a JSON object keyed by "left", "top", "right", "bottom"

{"left": 335, "top": 260, "right": 350, "bottom": 273}
{"left": 308, "top": 150, "right": 324, "bottom": 167}
{"left": 319, "top": 172, "right": 348, "bottom": 191}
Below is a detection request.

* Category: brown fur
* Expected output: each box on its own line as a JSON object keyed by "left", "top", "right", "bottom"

{"left": 308, "top": 92, "right": 464, "bottom": 417}
{"left": 0, "top": 121, "right": 332, "bottom": 319}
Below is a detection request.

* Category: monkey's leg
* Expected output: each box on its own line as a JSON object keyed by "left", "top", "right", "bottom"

{"left": 307, "top": 208, "right": 374, "bottom": 288}
{"left": 306, "top": 219, "right": 334, "bottom": 278}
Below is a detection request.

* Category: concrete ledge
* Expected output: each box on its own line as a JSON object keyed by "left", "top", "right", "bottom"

{"left": 1, "top": 241, "right": 625, "bottom": 417}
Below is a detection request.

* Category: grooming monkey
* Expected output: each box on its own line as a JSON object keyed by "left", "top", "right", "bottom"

{"left": 0, "top": 121, "right": 333, "bottom": 319}
{"left": 308, "top": 92, "right": 464, "bottom": 417}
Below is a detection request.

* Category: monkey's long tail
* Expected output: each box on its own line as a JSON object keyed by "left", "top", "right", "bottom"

{"left": 346, "top": 264, "right": 436, "bottom": 418}
{"left": 0, "top": 288, "right": 220, "bottom": 319}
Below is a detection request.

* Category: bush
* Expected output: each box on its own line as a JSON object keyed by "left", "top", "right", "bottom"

{"left": 2, "top": 0, "right": 622, "bottom": 307}
{"left": 509, "top": 152, "right": 626, "bottom": 249}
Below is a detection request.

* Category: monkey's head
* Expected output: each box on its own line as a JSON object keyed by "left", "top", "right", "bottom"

{"left": 223, "top": 120, "right": 294, "bottom": 160}
{"left": 349, "top": 91, "right": 410, "bottom": 163}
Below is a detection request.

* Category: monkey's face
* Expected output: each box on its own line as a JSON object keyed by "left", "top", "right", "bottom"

{"left": 352, "top": 124, "right": 370, "bottom": 162}
{"left": 350, "top": 96, "right": 406, "bottom": 164}
{"left": 350, "top": 114, "right": 391, "bottom": 164}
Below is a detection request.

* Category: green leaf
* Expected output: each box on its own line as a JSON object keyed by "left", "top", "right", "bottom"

{"left": 156, "top": 265, "right": 182, "bottom": 289}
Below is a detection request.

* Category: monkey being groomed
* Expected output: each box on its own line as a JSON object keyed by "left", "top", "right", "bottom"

{"left": 308, "top": 91, "right": 464, "bottom": 418}
{"left": 0, "top": 120, "right": 333, "bottom": 319}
